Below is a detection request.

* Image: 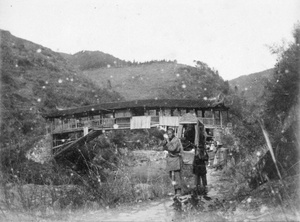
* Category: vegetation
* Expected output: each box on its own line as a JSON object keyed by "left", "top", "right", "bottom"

{"left": 1, "top": 134, "right": 173, "bottom": 212}
{"left": 61, "top": 50, "right": 129, "bottom": 71}
{"left": 162, "top": 61, "right": 230, "bottom": 100}
{"left": 61, "top": 50, "right": 177, "bottom": 71}
{"left": 0, "top": 30, "right": 123, "bottom": 207}
{"left": 229, "top": 68, "right": 274, "bottom": 104}
{"left": 82, "top": 60, "right": 230, "bottom": 101}
{"left": 224, "top": 23, "right": 300, "bottom": 198}
{"left": 262, "top": 23, "right": 300, "bottom": 178}
{"left": 210, "top": 26, "right": 300, "bottom": 215}
{"left": 0, "top": 22, "right": 299, "bottom": 219}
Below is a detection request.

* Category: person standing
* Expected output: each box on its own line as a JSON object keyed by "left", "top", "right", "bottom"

{"left": 184, "top": 124, "right": 195, "bottom": 144}
{"left": 208, "top": 141, "right": 217, "bottom": 167}
{"left": 162, "top": 128, "right": 183, "bottom": 196}
{"left": 193, "top": 148, "right": 209, "bottom": 192}
{"left": 213, "top": 141, "right": 219, "bottom": 166}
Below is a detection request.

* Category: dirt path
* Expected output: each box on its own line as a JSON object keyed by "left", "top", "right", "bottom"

{"left": 0, "top": 152, "right": 231, "bottom": 222}
{"left": 69, "top": 168, "right": 227, "bottom": 222}
{"left": 2, "top": 167, "right": 297, "bottom": 221}
{"left": 72, "top": 199, "right": 174, "bottom": 222}
{"left": 70, "top": 169, "right": 299, "bottom": 222}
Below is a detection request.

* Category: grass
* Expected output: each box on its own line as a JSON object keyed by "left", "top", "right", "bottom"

{"left": 2, "top": 152, "right": 299, "bottom": 222}
{"left": 82, "top": 62, "right": 185, "bottom": 100}
{"left": 216, "top": 146, "right": 300, "bottom": 221}
{"left": 0, "top": 150, "right": 174, "bottom": 218}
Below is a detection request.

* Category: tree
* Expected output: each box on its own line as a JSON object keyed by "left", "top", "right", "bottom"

{"left": 264, "top": 23, "right": 300, "bottom": 143}
{"left": 259, "top": 23, "right": 300, "bottom": 177}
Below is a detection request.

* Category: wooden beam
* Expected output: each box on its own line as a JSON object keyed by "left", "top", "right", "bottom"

{"left": 52, "top": 141, "right": 73, "bottom": 150}
{"left": 52, "top": 129, "right": 103, "bottom": 159}
{"left": 220, "top": 111, "right": 223, "bottom": 128}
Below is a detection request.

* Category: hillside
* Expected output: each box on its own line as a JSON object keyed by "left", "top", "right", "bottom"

{"left": 229, "top": 68, "right": 274, "bottom": 103}
{"left": 82, "top": 62, "right": 183, "bottom": 100}
{"left": 81, "top": 62, "right": 230, "bottom": 101}
{"left": 0, "top": 30, "right": 122, "bottom": 150}
{"left": 60, "top": 50, "right": 129, "bottom": 70}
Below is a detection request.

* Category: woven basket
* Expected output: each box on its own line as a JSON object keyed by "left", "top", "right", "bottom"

{"left": 182, "top": 150, "right": 195, "bottom": 165}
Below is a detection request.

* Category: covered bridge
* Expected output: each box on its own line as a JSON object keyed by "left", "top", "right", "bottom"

{"left": 43, "top": 99, "right": 230, "bottom": 157}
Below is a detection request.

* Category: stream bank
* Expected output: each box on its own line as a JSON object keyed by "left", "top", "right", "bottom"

{"left": 1, "top": 151, "right": 299, "bottom": 221}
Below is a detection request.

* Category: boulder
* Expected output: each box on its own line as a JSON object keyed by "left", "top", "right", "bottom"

{"left": 134, "top": 183, "right": 154, "bottom": 200}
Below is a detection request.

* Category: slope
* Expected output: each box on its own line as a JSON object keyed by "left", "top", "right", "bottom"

{"left": 82, "top": 62, "right": 182, "bottom": 100}
{"left": 82, "top": 62, "right": 230, "bottom": 101}
{"left": 61, "top": 50, "right": 129, "bottom": 71}
{"left": 229, "top": 68, "right": 274, "bottom": 103}
{"left": 0, "top": 30, "right": 122, "bottom": 152}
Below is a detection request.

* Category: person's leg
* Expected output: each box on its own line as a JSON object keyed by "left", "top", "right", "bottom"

{"left": 174, "top": 170, "right": 182, "bottom": 195}
{"left": 202, "top": 174, "right": 207, "bottom": 187}
{"left": 200, "top": 174, "right": 208, "bottom": 194}
{"left": 169, "top": 171, "right": 176, "bottom": 194}
{"left": 170, "top": 171, "right": 174, "bottom": 181}
{"left": 194, "top": 174, "right": 203, "bottom": 196}
{"left": 194, "top": 174, "right": 200, "bottom": 187}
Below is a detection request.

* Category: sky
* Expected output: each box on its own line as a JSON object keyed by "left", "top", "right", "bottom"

{"left": 0, "top": 0, "right": 299, "bottom": 80}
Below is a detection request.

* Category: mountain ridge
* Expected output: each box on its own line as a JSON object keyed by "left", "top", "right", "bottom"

{"left": 0, "top": 29, "right": 122, "bottom": 149}
{"left": 1, "top": 29, "right": 273, "bottom": 106}
{"left": 229, "top": 68, "right": 274, "bottom": 103}
{"left": 1, "top": 28, "right": 273, "bottom": 156}
{"left": 79, "top": 61, "right": 230, "bottom": 101}
{"left": 60, "top": 50, "right": 129, "bottom": 71}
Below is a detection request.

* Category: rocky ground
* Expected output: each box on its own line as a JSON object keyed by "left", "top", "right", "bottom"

{"left": 1, "top": 150, "right": 299, "bottom": 221}
{"left": 68, "top": 169, "right": 299, "bottom": 222}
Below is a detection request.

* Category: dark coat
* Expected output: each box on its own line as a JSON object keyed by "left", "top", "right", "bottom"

{"left": 193, "top": 149, "right": 208, "bottom": 175}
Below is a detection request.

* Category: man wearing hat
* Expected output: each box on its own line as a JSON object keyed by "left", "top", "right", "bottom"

{"left": 162, "top": 128, "right": 183, "bottom": 196}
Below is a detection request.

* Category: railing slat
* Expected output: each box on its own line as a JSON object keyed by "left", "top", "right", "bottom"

{"left": 52, "top": 116, "right": 228, "bottom": 132}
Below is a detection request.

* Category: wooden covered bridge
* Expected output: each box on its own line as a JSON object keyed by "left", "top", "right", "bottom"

{"left": 43, "top": 99, "right": 230, "bottom": 157}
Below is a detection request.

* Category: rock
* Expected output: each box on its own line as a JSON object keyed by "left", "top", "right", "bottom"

{"left": 260, "top": 204, "right": 268, "bottom": 213}
{"left": 53, "top": 199, "right": 61, "bottom": 210}
{"left": 3, "top": 184, "right": 22, "bottom": 208}
{"left": 134, "top": 183, "right": 154, "bottom": 200}
{"left": 84, "top": 200, "right": 100, "bottom": 210}
{"left": 35, "top": 211, "right": 42, "bottom": 216}
{"left": 26, "top": 134, "right": 52, "bottom": 164}
{"left": 132, "top": 150, "right": 166, "bottom": 163}
{"left": 64, "top": 201, "right": 73, "bottom": 211}
{"left": 92, "top": 201, "right": 100, "bottom": 210}
{"left": 45, "top": 206, "right": 54, "bottom": 215}
{"left": 118, "top": 148, "right": 128, "bottom": 156}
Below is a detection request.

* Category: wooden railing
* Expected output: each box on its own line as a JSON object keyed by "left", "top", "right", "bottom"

{"left": 115, "top": 117, "right": 131, "bottom": 128}
{"left": 51, "top": 116, "right": 228, "bottom": 133}
{"left": 52, "top": 118, "right": 117, "bottom": 133}
{"left": 151, "top": 116, "right": 159, "bottom": 126}
{"left": 198, "top": 118, "right": 224, "bottom": 127}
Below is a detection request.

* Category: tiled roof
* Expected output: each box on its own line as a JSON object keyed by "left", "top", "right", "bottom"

{"left": 44, "top": 99, "right": 228, "bottom": 118}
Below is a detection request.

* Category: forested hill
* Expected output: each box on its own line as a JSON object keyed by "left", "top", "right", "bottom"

{"left": 60, "top": 50, "right": 129, "bottom": 70}
{"left": 0, "top": 30, "right": 122, "bottom": 148}
{"left": 61, "top": 50, "right": 176, "bottom": 71}
{"left": 81, "top": 61, "right": 230, "bottom": 101}
{"left": 229, "top": 68, "right": 274, "bottom": 103}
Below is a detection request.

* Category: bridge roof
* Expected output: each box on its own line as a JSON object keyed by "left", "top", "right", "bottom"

{"left": 44, "top": 99, "right": 229, "bottom": 119}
